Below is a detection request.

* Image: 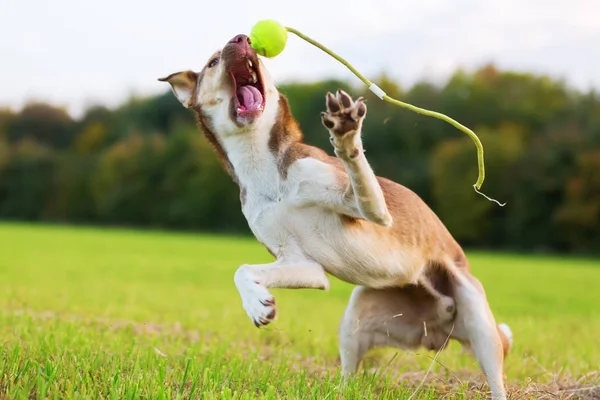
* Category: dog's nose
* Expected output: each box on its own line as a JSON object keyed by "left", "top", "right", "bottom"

{"left": 229, "top": 34, "right": 251, "bottom": 47}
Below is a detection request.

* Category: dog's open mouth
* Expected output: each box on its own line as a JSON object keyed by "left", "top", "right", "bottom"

{"left": 229, "top": 57, "right": 265, "bottom": 118}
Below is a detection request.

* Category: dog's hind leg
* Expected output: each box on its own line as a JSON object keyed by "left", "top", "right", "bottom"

{"left": 451, "top": 272, "right": 511, "bottom": 400}
{"left": 338, "top": 287, "right": 372, "bottom": 378}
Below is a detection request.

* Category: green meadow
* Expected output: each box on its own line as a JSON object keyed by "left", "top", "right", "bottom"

{"left": 0, "top": 223, "right": 598, "bottom": 399}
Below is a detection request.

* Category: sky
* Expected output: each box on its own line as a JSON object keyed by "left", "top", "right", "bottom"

{"left": 1, "top": 0, "right": 598, "bottom": 118}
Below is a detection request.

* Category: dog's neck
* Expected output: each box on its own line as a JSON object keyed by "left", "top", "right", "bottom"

{"left": 198, "top": 94, "right": 304, "bottom": 198}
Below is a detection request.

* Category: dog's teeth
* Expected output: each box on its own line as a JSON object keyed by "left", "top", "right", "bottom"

{"left": 250, "top": 72, "right": 257, "bottom": 83}
{"left": 248, "top": 59, "right": 253, "bottom": 68}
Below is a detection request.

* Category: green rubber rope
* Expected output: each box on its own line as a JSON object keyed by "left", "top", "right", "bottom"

{"left": 285, "top": 26, "right": 505, "bottom": 206}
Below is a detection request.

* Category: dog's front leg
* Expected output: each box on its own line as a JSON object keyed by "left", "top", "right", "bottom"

{"left": 234, "top": 259, "right": 329, "bottom": 327}
{"left": 321, "top": 90, "right": 392, "bottom": 227}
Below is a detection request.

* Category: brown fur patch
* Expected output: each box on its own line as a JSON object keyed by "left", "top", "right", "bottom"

{"left": 268, "top": 94, "right": 346, "bottom": 179}
{"left": 267, "top": 96, "right": 303, "bottom": 155}
{"left": 158, "top": 70, "right": 199, "bottom": 85}
{"left": 370, "top": 177, "right": 462, "bottom": 253}
{"left": 192, "top": 104, "right": 237, "bottom": 183}
{"left": 453, "top": 249, "right": 471, "bottom": 271}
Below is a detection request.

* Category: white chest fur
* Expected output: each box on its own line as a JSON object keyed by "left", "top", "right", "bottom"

{"left": 219, "top": 123, "right": 290, "bottom": 247}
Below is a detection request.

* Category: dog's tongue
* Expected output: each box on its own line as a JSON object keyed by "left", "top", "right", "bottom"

{"left": 238, "top": 85, "right": 263, "bottom": 111}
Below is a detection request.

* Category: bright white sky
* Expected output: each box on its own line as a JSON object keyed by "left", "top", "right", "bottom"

{"left": 1, "top": 0, "right": 598, "bottom": 117}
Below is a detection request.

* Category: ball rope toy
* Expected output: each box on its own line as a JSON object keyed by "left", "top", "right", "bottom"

{"left": 249, "top": 19, "right": 505, "bottom": 206}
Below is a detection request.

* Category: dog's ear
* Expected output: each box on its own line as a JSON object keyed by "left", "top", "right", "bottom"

{"left": 158, "top": 70, "right": 199, "bottom": 108}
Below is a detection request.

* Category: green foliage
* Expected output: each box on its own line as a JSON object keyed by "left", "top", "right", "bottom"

{"left": 430, "top": 123, "right": 527, "bottom": 246}
{"left": 47, "top": 153, "right": 98, "bottom": 222}
{"left": 157, "top": 125, "right": 244, "bottom": 231}
{"left": 555, "top": 150, "right": 600, "bottom": 251}
{"left": 6, "top": 103, "right": 75, "bottom": 149}
{"left": 0, "top": 138, "right": 56, "bottom": 220}
{"left": 72, "top": 121, "right": 109, "bottom": 155}
{"left": 91, "top": 132, "right": 166, "bottom": 225}
{"left": 0, "top": 64, "right": 599, "bottom": 253}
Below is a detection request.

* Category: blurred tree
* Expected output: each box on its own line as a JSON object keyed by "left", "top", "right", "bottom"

{"left": 158, "top": 124, "right": 245, "bottom": 232}
{"left": 0, "top": 137, "right": 10, "bottom": 206}
{"left": 45, "top": 154, "right": 98, "bottom": 222}
{"left": 430, "top": 122, "right": 526, "bottom": 246}
{"left": 72, "top": 122, "right": 109, "bottom": 155}
{"left": 0, "top": 138, "right": 56, "bottom": 220}
{"left": 0, "top": 108, "right": 13, "bottom": 138}
{"left": 6, "top": 103, "right": 75, "bottom": 148}
{"left": 554, "top": 150, "right": 600, "bottom": 252}
{"left": 91, "top": 132, "right": 166, "bottom": 225}
{"left": 504, "top": 126, "right": 585, "bottom": 251}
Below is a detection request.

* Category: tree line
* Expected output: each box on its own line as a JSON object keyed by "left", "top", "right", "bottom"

{"left": 1, "top": 64, "right": 599, "bottom": 254}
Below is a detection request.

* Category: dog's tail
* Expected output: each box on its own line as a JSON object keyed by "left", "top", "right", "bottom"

{"left": 497, "top": 323, "right": 513, "bottom": 358}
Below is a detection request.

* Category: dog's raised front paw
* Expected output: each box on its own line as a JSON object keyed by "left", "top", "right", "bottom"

{"left": 321, "top": 90, "right": 367, "bottom": 136}
{"left": 244, "top": 284, "right": 276, "bottom": 327}
{"left": 234, "top": 266, "right": 277, "bottom": 327}
{"left": 321, "top": 90, "right": 367, "bottom": 158}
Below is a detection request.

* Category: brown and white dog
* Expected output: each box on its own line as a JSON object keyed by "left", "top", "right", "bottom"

{"left": 160, "top": 34, "right": 513, "bottom": 399}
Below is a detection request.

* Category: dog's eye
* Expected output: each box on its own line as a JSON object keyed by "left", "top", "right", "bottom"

{"left": 208, "top": 57, "right": 219, "bottom": 68}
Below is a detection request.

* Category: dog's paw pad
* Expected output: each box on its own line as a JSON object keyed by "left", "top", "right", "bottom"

{"left": 326, "top": 92, "right": 340, "bottom": 113}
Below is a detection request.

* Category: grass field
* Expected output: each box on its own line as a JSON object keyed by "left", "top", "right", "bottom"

{"left": 0, "top": 222, "right": 599, "bottom": 399}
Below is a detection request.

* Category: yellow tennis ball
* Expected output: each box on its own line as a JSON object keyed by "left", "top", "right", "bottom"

{"left": 250, "top": 20, "right": 288, "bottom": 58}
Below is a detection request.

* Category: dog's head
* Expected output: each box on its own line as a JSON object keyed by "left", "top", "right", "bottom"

{"left": 159, "top": 34, "right": 279, "bottom": 135}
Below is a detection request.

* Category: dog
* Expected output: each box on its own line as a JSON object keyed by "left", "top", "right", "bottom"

{"left": 159, "top": 33, "right": 513, "bottom": 400}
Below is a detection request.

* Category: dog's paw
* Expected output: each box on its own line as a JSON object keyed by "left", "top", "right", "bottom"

{"left": 234, "top": 266, "right": 277, "bottom": 327}
{"left": 321, "top": 90, "right": 366, "bottom": 158}
{"left": 321, "top": 90, "right": 366, "bottom": 136}
{"left": 242, "top": 284, "right": 277, "bottom": 327}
